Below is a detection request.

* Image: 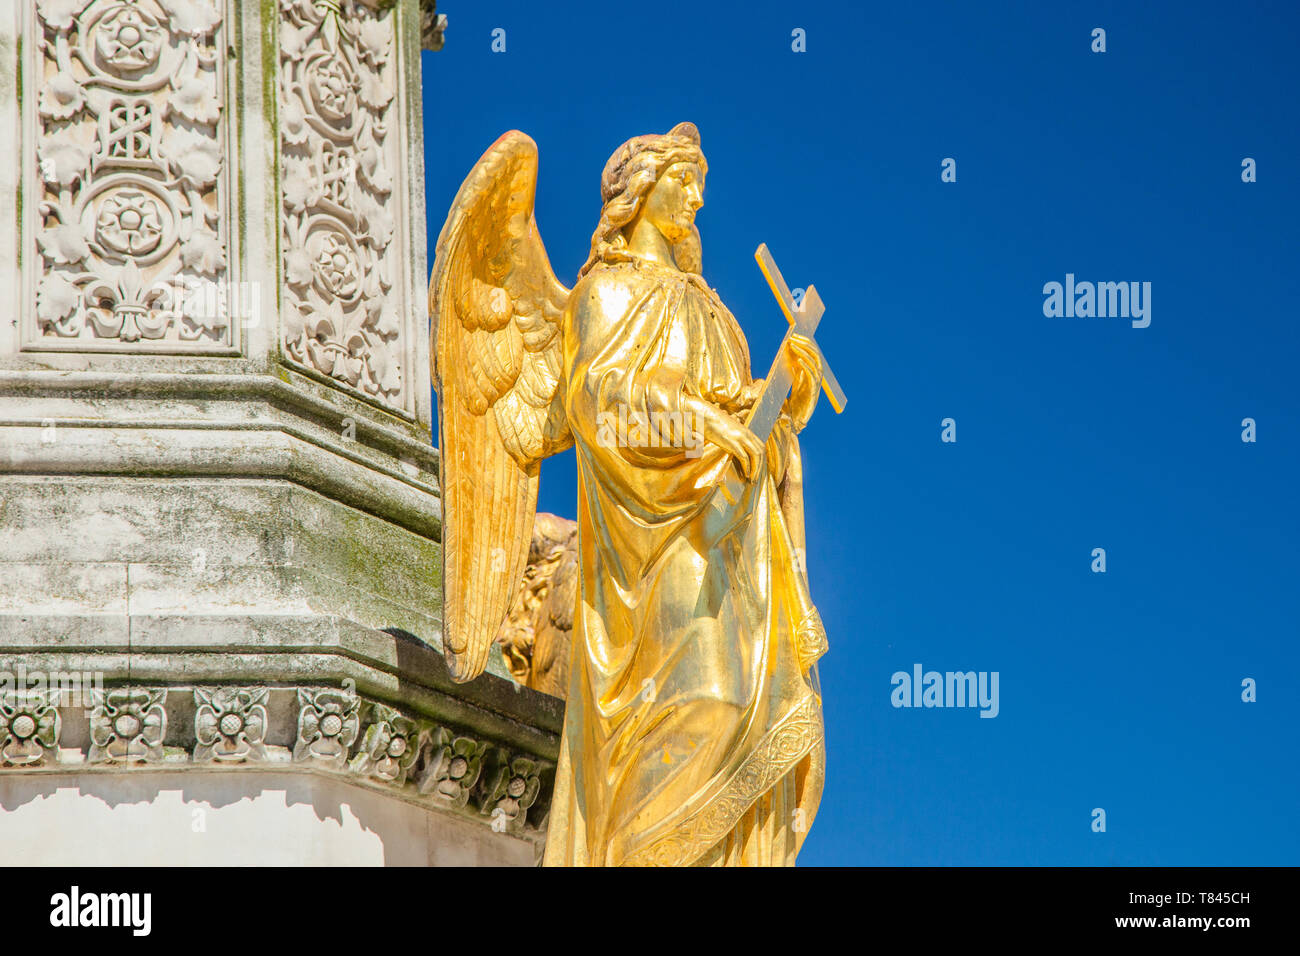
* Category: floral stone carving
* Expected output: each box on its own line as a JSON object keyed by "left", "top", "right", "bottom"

{"left": 0, "top": 680, "right": 555, "bottom": 834}
{"left": 293, "top": 687, "right": 361, "bottom": 770}
{"left": 278, "top": 0, "right": 408, "bottom": 411}
{"left": 0, "top": 691, "right": 62, "bottom": 767}
{"left": 193, "top": 687, "right": 269, "bottom": 763}
{"left": 480, "top": 750, "right": 547, "bottom": 834}
{"left": 349, "top": 701, "right": 422, "bottom": 785}
{"left": 28, "top": 0, "right": 234, "bottom": 351}
{"left": 416, "top": 726, "right": 489, "bottom": 808}
{"left": 88, "top": 688, "right": 167, "bottom": 763}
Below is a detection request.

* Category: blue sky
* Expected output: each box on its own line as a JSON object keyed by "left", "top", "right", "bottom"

{"left": 421, "top": 0, "right": 1299, "bottom": 865}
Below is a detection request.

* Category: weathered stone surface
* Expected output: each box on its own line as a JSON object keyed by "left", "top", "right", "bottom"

{"left": 0, "top": 0, "right": 560, "bottom": 864}
{"left": 0, "top": 475, "right": 446, "bottom": 652}
{"left": 0, "top": 771, "right": 541, "bottom": 865}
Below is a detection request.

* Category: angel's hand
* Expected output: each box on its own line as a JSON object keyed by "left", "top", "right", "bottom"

{"left": 784, "top": 334, "right": 822, "bottom": 432}
{"left": 685, "top": 396, "right": 765, "bottom": 480}
{"left": 736, "top": 379, "right": 764, "bottom": 412}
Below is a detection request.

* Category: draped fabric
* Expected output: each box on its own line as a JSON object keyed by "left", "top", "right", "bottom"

{"left": 541, "top": 257, "right": 827, "bottom": 867}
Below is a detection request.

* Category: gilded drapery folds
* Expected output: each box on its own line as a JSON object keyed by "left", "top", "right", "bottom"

{"left": 540, "top": 259, "right": 825, "bottom": 867}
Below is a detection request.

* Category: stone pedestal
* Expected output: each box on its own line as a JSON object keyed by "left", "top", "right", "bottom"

{"left": 0, "top": 0, "right": 557, "bottom": 865}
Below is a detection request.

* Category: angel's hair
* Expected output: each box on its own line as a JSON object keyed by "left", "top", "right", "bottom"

{"left": 577, "top": 122, "right": 708, "bottom": 279}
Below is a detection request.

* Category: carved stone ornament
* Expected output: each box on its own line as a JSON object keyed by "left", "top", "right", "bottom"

{"left": 88, "top": 688, "right": 167, "bottom": 763}
{"left": 0, "top": 682, "right": 553, "bottom": 833}
{"left": 278, "top": 0, "right": 408, "bottom": 410}
{"left": 28, "top": 0, "right": 235, "bottom": 351}
{"left": 293, "top": 686, "right": 361, "bottom": 770}
{"left": 498, "top": 513, "right": 578, "bottom": 698}
{"left": 415, "top": 725, "right": 488, "bottom": 808}
{"left": 0, "top": 691, "right": 62, "bottom": 767}
{"left": 349, "top": 701, "right": 422, "bottom": 785}
{"left": 419, "top": 0, "right": 445, "bottom": 51}
{"left": 193, "top": 686, "right": 269, "bottom": 763}
{"left": 480, "top": 750, "right": 547, "bottom": 835}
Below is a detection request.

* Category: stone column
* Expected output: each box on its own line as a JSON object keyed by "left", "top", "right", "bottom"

{"left": 0, "top": 0, "right": 558, "bottom": 865}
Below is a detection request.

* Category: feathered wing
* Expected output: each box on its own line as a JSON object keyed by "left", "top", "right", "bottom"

{"left": 430, "top": 131, "right": 572, "bottom": 683}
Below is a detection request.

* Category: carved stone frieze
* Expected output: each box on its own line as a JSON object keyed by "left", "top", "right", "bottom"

{"left": 27, "top": 0, "right": 235, "bottom": 351}
{"left": 278, "top": 0, "right": 409, "bottom": 411}
{"left": 0, "top": 683, "right": 554, "bottom": 834}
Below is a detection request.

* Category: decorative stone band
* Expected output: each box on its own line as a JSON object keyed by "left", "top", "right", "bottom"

{"left": 0, "top": 685, "right": 555, "bottom": 837}
{"left": 617, "top": 693, "right": 826, "bottom": 867}
{"left": 278, "top": 0, "right": 415, "bottom": 414}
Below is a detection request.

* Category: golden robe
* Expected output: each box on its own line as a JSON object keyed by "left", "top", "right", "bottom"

{"left": 542, "top": 256, "right": 827, "bottom": 867}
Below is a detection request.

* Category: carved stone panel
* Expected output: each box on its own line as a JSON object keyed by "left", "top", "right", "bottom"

{"left": 24, "top": 0, "right": 237, "bottom": 353}
{"left": 278, "top": 0, "right": 412, "bottom": 414}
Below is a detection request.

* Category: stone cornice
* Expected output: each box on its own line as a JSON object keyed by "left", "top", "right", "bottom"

{"left": 3, "top": 618, "right": 564, "bottom": 746}
{"left": 0, "top": 680, "right": 557, "bottom": 837}
{"left": 0, "top": 369, "right": 438, "bottom": 464}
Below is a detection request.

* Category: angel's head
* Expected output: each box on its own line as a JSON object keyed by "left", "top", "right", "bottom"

{"left": 578, "top": 122, "right": 708, "bottom": 277}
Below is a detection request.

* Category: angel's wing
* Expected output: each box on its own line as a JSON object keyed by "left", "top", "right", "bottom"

{"left": 430, "top": 131, "right": 572, "bottom": 683}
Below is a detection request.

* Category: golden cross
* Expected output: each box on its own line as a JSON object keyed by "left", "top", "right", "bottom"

{"left": 744, "top": 243, "right": 847, "bottom": 443}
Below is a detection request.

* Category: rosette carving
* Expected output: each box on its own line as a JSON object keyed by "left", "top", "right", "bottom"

{"left": 88, "top": 688, "right": 167, "bottom": 763}
{"left": 349, "top": 701, "right": 423, "bottom": 785}
{"left": 293, "top": 687, "right": 361, "bottom": 770}
{"left": 479, "top": 750, "right": 550, "bottom": 834}
{"left": 0, "top": 691, "right": 62, "bottom": 767}
{"left": 416, "top": 727, "right": 489, "bottom": 808}
{"left": 193, "top": 687, "right": 269, "bottom": 763}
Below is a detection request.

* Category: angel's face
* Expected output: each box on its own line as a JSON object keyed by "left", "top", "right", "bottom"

{"left": 643, "top": 161, "right": 704, "bottom": 245}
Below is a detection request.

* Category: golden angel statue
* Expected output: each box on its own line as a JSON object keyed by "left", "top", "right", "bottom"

{"left": 430, "top": 123, "right": 833, "bottom": 866}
